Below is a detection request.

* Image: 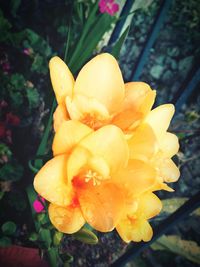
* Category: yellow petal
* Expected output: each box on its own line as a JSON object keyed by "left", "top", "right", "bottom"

{"left": 116, "top": 217, "right": 153, "bottom": 243}
{"left": 49, "top": 203, "right": 85, "bottom": 234}
{"left": 53, "top": 103, "right": 69, "bottom": 132}
{"left": 52, "top": 120, "right": 93, "bottom": 156}
{"left": 73, "top": 53, "right": 124, "bottom": 114}
{"left": 34, "top": 155, "right": 73, "bottom": 206}
{"left": 77, "top": 182, "right": 125, "bottom": 232}
{"left": 66, "top": 95, "right": 110, "bottom": 129}
{"left": 136, "top": 192, "right": 162, "bottom": 219}
{"left": 112, "top": 82, "right": 156, "bottom": 130}
{"left": 128, "top": 124, "right": 158, "bottom": 161}
{"left": 67, "top": 146, "right": 91, "bottom": 182}
{"left": 159, "top": 132, "right": 179, "bottom": 158}
{"left": 144, "top": 104, "right": 175, "bottom": 138}
{"left": 158, "top": 158, "right": 180, "bottom": 182}
{"left": 79, "top": 125, "right": 129, "bottom": 174}
{"left": 114, "top": 159, "right": 157, "bottom": 198}
{"left": 49, "top": 56, "right": 74, "bottom": 104}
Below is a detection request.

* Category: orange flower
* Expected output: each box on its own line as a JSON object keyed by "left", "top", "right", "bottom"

{"left": 128, "top": 104, "right": 180, "bottom": 186}
{"left": 114, "top": 104, "right": 180, "bottom": 242}
{"left": 49, "top": 54, "right": 156, "bottom": 132}
{"left": 34, "top": 122, "right": 131, "bottom": 233}
{"left": 34, "top": 121, "right": 164, "bottom": 237}
{"left": 33, "top": 53, "right": 180, "bottom": 243}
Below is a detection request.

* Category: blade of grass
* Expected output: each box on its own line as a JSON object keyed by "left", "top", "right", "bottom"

{"left": 34, "top": 99, "right": 56, "bottom": 169}
{"left": 110, "top": 25, "right": 130, "bottom": 59}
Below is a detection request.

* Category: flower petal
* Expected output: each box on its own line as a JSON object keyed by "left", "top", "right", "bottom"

{"left": 73, "top": 53, "right": 124, "bottom": 114}
{"left": 158, "top": 158, "right": 180, "bottom": 182}
{"left": 116, "top": 217, "right": 153, "bottom": 243}
{"left": 128, "top": 124, "right": 158, "bottom": 161}
{"left": 49, "top": 56, "right": 74, "bottom": 104}
{"left": 136, "top": 192, "right": 162, "bottom": 219}
{"left": 144, "top": 104, "right": 175, "bottom": 138}
{"left": 34, "top": 155, "right": 73, "bottom": 206}
{"left": 159, "top": 132, "right": 179, "bottom": 158}
{"left": 112, "top": 82, "right": 156, "bottom": 130}
{"left": 66, "top": 95, "right": 110, "bottom": 129}
{"left": 49, "top": 203, "right": 85, "bottom": 234}
{"left": 79, "top": 125, "right": 129, "bottom": 174}
{"left": 53, "top": 103, "right": 69, "bottom": 132}
{"left": 114, "top": 159, "right": 157, "bottom": 198}
{"left": 77, "top": 182, "right": 125, "bottom": 232}
{"left": 52, "top": 120, "right": 93, "bottom": 156}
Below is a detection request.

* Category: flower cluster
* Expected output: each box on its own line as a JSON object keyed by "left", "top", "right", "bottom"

{"left": 34, "top": 53, "right": 180, "bottom": 242}
{"left": 98, "top": 0, "right": 119, "bottom": 16}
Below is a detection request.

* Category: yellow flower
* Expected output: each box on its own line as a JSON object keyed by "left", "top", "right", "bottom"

{"left": 113, "top": 105, "right": 180, "bottom": 242}
{"left": 34, "top": 122, "right": 130, "bottom": 233}
{"left": 128, "top": 104, "right": 180, "bottom": 186}
{"left": 116, "top": 192, "right": 162, "bottom": 242}
{"left": 49, "top": 53, "right": 156, "bottom": 132}
{"left": 33, "top": 53, "right": 180, "bottom": 243}
{"left": 34, "top": 121, "right": 162, "bottom": 237}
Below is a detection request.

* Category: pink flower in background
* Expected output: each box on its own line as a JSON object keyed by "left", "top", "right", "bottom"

{"left": 6, "top": 112, "right": 20, "bottom": 126}
{"left": 23, "top": 48, "right": 33, "bottom": 56}
{"left": 99, "top": 0, "right": 119, "bottom": 16}
{"left": 33, "top": 196, "right": 45, "bottom": 213}
{"left": 2, "top": 62, "right": 10, "bottom": 73}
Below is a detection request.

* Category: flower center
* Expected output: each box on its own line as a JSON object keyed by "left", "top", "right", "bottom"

{"left": 84, "top": 169, "right": 102, "bottom": 186}
{"left": 81, "top": 113, "right": 106, "bottom": 130}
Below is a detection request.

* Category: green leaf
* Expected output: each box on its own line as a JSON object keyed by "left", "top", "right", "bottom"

{"left": 2, "top": 221, "right": 17, "bottom": 235}
{"left": 131, "top": 0, "right": 153, "bottom": 12}
{"left": 26, "top": 88, "right": 40, "bottom": 109}
{"left": 11, "top": 0, "right": 21, "bottom": 17}
{"left": 73, "top": 228, "right": 98, "bottom": 245}
{"left": 151, "top": 235, "right": 200, "bottom": 264}
{"left": 0, "top": 237, "right": 12, "bottom": 247}
{"left": 60, "top": 253, "right": 73, "bottom": 263}
{"left": 29, "top": 232, "right": 39, "bottom": 242}
{"left": 34, "top": 99, "right": 56, "bottom": 169}
{"left": 36, "top": 213, "right": 46, "bottom": 223}
{"left": 111, "top": 26, "right": 130, "bottom": 59}
{"left": 53, "top": 231, "right": 63, "bottom": 246}
{"left": 0, "top": 162, "right": 23, "bottom": 181}
{"left": 0, "top": 191, "right": 4, "bottom": 200}
{"left": 0, "top": 10, "right": 12, "bottom": 43}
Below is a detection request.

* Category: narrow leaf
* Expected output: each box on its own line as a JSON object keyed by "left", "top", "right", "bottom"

{"left": 73, "top": 228, "right": 98, "bottom": 245}
{"left": 111, "top": 26, "right": 130, "bottom": 59}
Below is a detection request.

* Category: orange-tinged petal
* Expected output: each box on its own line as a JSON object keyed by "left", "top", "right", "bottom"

{"left": 128, "top": 124, "right": 158, "bottom": 161}
{"left": 49, "top": 56, "right": 74, "bottom": 104}
{"left": 66, "top": 95, "right": 110, "bottom": 129}
{"left": 159, "top": 132, "right": 179, "bottom": 158}
{"left": 53, "top": 103, "right": 69, "bottom": 132}
{"left": 116, "top": 217, "right": 153, "bottom": 243}
{"left": 49, "top": 203, "right": 85, "bottom": 234}
{"left": 79, "top": 125, "right": 129, "bottom": 174}
{"left": 136, "top": 192, "right": 162, "bottom": 219}
{"left": 114, "top": 159, "right": 157, "bottom": 197}
{"left": 77, "top": 182, "right": 125, "bottom": 232}
{"left": 144, "top": 104, "right": 175, "bottom": 139}
{"left": 34, "top": 155, "right": 73, "bottom": 206}
{"left": 73, "top": 53, "right": 124, "bottom": 114}
{"left": 152, "top": 181, "right": 174, "bottom": 192}
{"left": 158, "top": 158, "right": 180, "bottom": 182}
{"left": 67, "top": 146, "right": 91, "bottom": 182}
{"left": 112, "top": 82, "right": 156, "bottom": 130}
{"left": 52, "top": 120, "right": 93, "bottom": 156}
